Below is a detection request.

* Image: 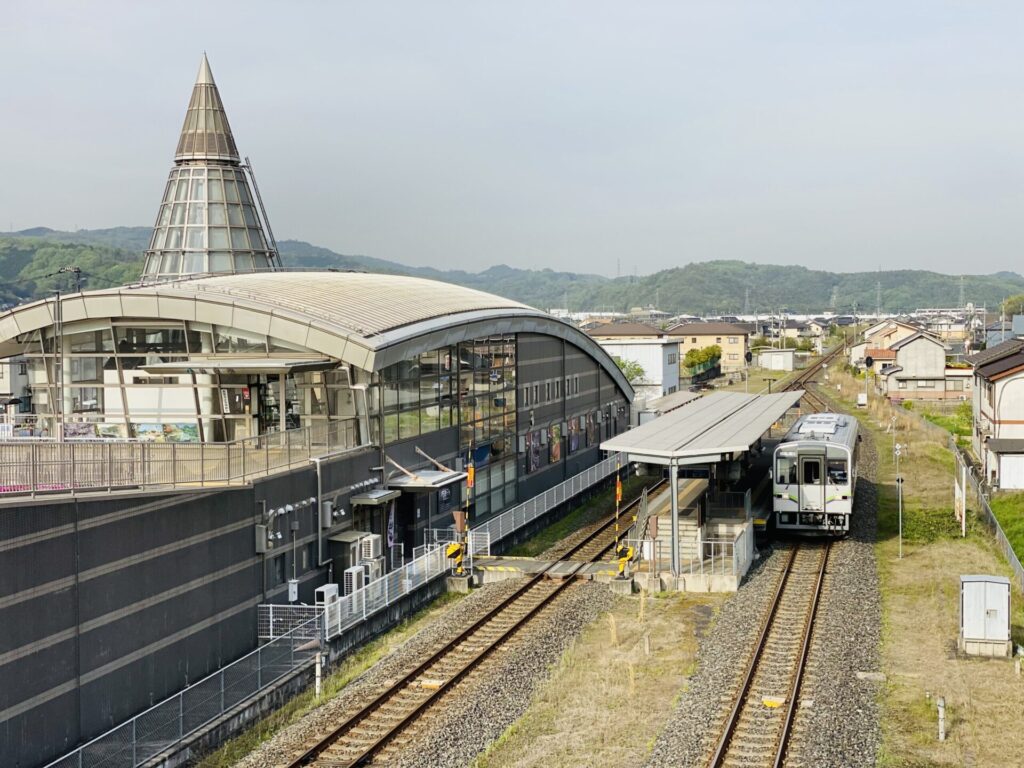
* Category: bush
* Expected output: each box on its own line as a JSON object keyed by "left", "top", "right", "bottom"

{"left": 683, "top": 344, "right": 722, "bottom": 368}
{"left": 902, "top": 400, "right": 914, "bottom": 411}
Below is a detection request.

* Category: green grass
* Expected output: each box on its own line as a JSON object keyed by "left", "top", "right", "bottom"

{"left": 920, "top": 401, "right": 972, "bottom": 438}
{"left": 506, "top": 474, "right": 650, "bottom": 557}
{"left": 989, "top": 491, "right": 1024, "bottom": 565}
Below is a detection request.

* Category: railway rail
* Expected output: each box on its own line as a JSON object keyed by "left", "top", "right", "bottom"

{"left": 782, "top": 344, "right": 843, "bottom": 412}
{"left": 708, "top": 541, "right": 831, "bottom": 768}
{"left": 281, "top": 481, "right": 652, "bottom": 768}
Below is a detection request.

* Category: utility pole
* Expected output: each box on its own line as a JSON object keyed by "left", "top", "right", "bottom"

{"left": 959, "top": 275, "right": 965, "bottom": 309}
{"left": 895, "top": 443, "right": 904, "bottom": 559}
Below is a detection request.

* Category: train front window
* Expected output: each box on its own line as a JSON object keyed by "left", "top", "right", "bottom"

{"left": 827, "top": 459, "right": 848, "bottom": 485}
{"left": 777, "top": 455, "right": 797, "bottom": 484}
{"left": 802, "top": 459, "right": 821, "bottom": 485}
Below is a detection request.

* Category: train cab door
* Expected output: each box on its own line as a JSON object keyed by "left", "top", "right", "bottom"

{"left": 798, "top": 455, "right": 825, "bottom": 511}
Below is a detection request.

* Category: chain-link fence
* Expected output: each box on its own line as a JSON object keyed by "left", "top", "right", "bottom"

{"left": 43, "top": 614, "right": 322, "bottom": 768}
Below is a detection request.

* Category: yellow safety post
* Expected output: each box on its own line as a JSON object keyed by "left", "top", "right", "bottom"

{"left": 446, "top": 541, "right": 464, "bottom": 575}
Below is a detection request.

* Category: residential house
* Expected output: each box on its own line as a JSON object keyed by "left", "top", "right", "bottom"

{"left": 587, "top": 323, "right": 680, "bottom": 405}
{"left": 850, "top": 319, "right": 921, "bottom": 368}
{"left": 667, "top": 322, "right": 750, "bottom": 372}
{"left": 968, "top": 339, "right": 1024, "bottom": 489}
{"left": 984, "top": 315, "right": 1024, "bottom": 348}
{"left": 876, "top": 331, "right": 970, "bottom": 403}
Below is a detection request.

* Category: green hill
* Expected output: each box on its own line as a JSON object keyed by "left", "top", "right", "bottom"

{"left": 2, "top": 227, "right": 1021, "bottom": 314}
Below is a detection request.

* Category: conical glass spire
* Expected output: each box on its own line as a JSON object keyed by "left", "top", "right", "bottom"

{"left": 142, "top": 55, "right": 282, "bottom": 282}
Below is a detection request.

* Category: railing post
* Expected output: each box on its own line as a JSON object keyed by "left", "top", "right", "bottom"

{"left": 220, "top": 669, "right": 225, "bottom": 713}
{"left": 257, "top": 647, "right": 262, "bottom": 689}
{"left": 171, "top": 442, "right": 177, "bottom": 486}
{"left": 31, "top": 442, "right": 37, "bottom": 495}
{"left": 200, "top": 440, "right": 205, "bottom": 487}
{"left": 132, "top": 716, "right": 137, "bottom": 767}
{"left": 178, "top": 692, "right": 183, "bottom": 740}
{"left": 107, "top": 441, "right": 113, "bottom": 491}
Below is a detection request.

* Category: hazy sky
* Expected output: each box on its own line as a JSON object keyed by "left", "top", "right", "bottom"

{"left": 3, "top": 2, "right": 1024, "bottom": 276}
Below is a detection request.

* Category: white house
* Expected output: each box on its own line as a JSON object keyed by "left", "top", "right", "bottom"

{"left": 968, "top": 339, "right": 1024, "bottom": 489}
{"left": 877, "top": 332, "right": 951, "bottom": 400}
{"left": 587, "top": 323, "right": 680, "bottom": 407}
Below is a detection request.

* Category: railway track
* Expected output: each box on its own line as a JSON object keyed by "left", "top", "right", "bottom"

{"left": 782, "top": 345, "right": 843, "bottom": 412}
{"left": 708, "top": 541, "right": 831, "bottom": 768}
{"left": 563, "top": 478, "right": 667, "bottom": 562}
{"left": 281, "top": 479, "right": 651, "bottom": 768}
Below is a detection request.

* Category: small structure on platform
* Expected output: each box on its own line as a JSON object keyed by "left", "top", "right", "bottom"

{"left": 602, "top": 390, "right": 803, "bottom": 592}
{"left": 958, "top": 575, "right": 1011, "bottom": 657}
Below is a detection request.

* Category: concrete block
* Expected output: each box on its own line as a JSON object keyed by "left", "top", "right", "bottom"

{"left": 609, "top": 577, "right": 634, "bottom": 595}
{"left": 446, "top": 574, "right": 473, "bottom": 593}
{"left": 633, "top": 573, "right": 660, "bottom": 593}
{"left": 659, "top": 573, "right": 683, "bottom": 592}
{"left": 958, "top": 637, "right": 1012, "bottom": 658}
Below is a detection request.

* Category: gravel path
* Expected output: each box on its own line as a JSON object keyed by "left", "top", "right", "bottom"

{"left": 645, "top": 397, "right": 883, "bottom": 768}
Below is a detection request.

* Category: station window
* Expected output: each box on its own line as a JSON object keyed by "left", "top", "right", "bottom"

{"left": 272, "top": 554, "right": 285, "bottom": 585}
{"left": 573, "top": 375, "right": 579, "bottom": 394}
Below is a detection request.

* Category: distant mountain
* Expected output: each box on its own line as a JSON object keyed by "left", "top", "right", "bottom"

{"left": 1, "top": 227, "right": 1022, "bottom": 314}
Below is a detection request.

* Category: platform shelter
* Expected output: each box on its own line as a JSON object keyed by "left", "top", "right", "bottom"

{"left": 602, "top": 390, "right": 803, "bottom": 577}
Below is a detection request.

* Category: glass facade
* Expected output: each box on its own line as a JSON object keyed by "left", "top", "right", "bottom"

{"left": 372, "top": 335, "right": 518, "bottom": 519}
{"left": 142, "top": 166, "right": 278, "bottom": 280}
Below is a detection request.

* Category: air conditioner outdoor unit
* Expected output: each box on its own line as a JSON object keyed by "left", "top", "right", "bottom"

{"left": 343, "top": 564, "right": 365, "bottom": 596}
{"left": 360, "top": 555, "right": 385, "bottom": 582}
{"left": 361, "top": 533, "right": 383, "bottom": 561}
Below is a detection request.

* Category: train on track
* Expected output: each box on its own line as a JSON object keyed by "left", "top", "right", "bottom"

{"left": 772, "top": 412, "right": 860, "bottom": 535}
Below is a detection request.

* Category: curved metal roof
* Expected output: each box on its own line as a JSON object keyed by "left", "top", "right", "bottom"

{"left": 0, "top": 271, "right": 634, "bottom": 397}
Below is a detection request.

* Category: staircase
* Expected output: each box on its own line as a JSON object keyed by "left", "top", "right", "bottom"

{"left": 652, "top": 511, "right": 701, "bottom": 564}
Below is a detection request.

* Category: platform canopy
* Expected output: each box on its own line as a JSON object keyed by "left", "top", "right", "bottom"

{"left": 602, "top": 390, "right": 803, "bottom": 466}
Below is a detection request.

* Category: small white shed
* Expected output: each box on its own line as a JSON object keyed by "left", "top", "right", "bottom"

{"left": 958, "top": 575, "right": 1012, "bottom": 657}
{"left": 759, "top": 348, "right": 796, "bottom": 372}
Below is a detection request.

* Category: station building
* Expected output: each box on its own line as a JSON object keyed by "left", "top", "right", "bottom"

{"left": 0, "top": 57, "right": 632, "bottom": 767}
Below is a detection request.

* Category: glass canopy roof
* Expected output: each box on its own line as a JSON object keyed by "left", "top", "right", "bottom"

{"left": 141, "top": 55, "right": 282, "bottom": 282}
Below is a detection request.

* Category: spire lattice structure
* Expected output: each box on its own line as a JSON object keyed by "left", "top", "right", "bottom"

{"left": 142, "top": 54, "right": 282, "bottom": 281}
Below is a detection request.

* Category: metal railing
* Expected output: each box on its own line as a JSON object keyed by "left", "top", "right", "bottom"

{"left": 43, "top": 614, "right": 322, "bottom": 768}
{"left": 471, "top": 453, "right": 623, "bottom": 546}
{"left": 258, "top": 545, "right": 450, "bottom": 642}
{"left": 954, "top": 442, "right": 1024, "bottom": 592}
{"left": 680, "top": 527, "right": 753, "bottom": 576}
{"left": 0, "top": 419, "right": 361, "bottom": 498}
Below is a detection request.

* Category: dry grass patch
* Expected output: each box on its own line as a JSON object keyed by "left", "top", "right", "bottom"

{"left": 816, "top": 373, "right": 1024, "bottom": 767}
{"left": 475, "top": 590, "right": 724, "bottom": 768}
{"left": 877, "top": 537, "right": 1024, "bottom": 768}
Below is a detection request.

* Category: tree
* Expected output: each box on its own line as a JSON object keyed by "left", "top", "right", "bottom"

{"left": 683, "top": 344, "right": 722, "bottom": 369}
{"left": 1002, "top": 293, "right": 1024, "bottom": 317}
{"left": 615, "top": 358, "right": 647, "bottom": 384}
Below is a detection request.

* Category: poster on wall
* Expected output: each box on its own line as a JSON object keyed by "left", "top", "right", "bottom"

{"left": 64, "top": 423, "right": 98, "bottom": 439}
{"left": 133, "top": 423, "right": 200, "bottom": 443}
{"left": 549, "top": 424, "right": 562, "bottom": 463}
{"left": 96, "top": 424, "right": 127, "bottom": 439}
{"left": 526, "top": 431, "right": 541, "bottom": 473}
{"left": 586, "top": 412, "right": 598, "bottom": 446}
{"left": 568, "top": 417, "right": 580, "bottom": 454}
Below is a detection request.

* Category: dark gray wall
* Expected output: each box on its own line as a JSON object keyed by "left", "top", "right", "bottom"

{"left": 515, "top": 333, "right": 629, "bottom": 504}
{"left": 0, "top": 446, "right": 378, "bottom": 768}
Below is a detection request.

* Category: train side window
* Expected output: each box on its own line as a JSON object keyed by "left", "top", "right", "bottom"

{"left": 827, "top": 459, "right": 848, "bottom": 484}
{"left": 802, "top": 460, "right": 821, "bottom": 484}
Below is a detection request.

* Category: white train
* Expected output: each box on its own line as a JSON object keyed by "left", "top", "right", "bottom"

{"left": 772, "top": 412, "right": 860, "bottom": 535}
